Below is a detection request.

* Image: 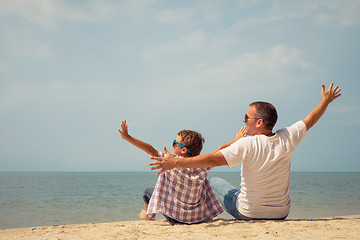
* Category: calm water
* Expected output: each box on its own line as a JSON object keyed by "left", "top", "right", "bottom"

{"left": 0, "top": 172, "right": 359, "bottom": 229}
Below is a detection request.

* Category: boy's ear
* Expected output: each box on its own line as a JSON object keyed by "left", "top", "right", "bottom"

{"left": 181, "top": 148, "right": 188, "bottom": 154}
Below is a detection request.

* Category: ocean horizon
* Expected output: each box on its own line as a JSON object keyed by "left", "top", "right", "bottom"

{"left": 1, "top": 171, "right": 359, "bottom": 229}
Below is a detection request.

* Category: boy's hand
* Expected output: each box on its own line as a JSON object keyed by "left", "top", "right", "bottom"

{"left": 235, "top": 127, "right": 247, "bottom": 140}
{"left": 149, "top": 147, "right": 177, "bottom": 175}
{"left": 118, "top": 120, "right": 130, "bottom": 140}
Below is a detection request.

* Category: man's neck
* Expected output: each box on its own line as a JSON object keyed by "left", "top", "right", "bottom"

{"left": 256, "top": 130, "right": 274, "bottom": 136}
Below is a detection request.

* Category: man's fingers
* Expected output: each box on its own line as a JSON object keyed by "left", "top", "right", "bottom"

{"left": 150, "top": 165, "right": 162, "bottom": 170}
{"left": 149, "top": 161, "right": 161, "bottom": 166}
{"left": 156, "top": 170, "right": 165, "bottom": 176}
{"left": 335, "top": 88, "right": 341, "bottom": 95}
{"left": 328, "top": 82, "right": 334, "bottom": 91}
{"left": 150, "top": 156, "right": 162, "bottom": 161}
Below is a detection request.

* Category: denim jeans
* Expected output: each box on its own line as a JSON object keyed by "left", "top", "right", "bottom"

{"left": 209, "top": 177, "right": 252, "bottom": 220}
{"left": 210, "top": 177, "right": 287, "bottom": 221}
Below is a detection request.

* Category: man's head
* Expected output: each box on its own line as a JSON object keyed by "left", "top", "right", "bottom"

{"left": 244, "top": 101, "right": 278, "bottom": 135}
{"left": 172, "top": 130, "right": 205, "bottom": 157}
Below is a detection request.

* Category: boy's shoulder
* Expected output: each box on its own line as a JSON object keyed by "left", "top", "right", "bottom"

{"left": 158, "top": 151, "right": 182, "bottom": 158}
{"left": 163, "top": 166, "right": 212, "bottom": 179}
{"left": 157, "top": 151, "right": 212, "bottom": 176}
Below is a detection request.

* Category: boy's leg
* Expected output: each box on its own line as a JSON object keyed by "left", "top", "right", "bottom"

{"left": 142, "top": 187, "right": 183, "bottom": 224}
{"left": 209, "top": 177, "right": 251, "bottom": 220}
{"left": 143, "top": 187, "right": 154, "bottom": 205}
{"left": 140, "top": 187, "right": 154, "bottom": 221}
{"left": 143, "top": 187, "right": 154, "bottom": 210}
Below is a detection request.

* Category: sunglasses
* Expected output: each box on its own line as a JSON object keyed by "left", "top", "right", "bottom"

{"left": 244, "top": 114, "right": 262, "bottom": 122}
{"left": 172, "top": 140, "right": 192, "bottom": 154}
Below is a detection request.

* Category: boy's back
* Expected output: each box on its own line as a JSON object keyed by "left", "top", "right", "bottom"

{"left": 146, "top": 152, "right": 223, "bottom": 223}
{"left": 118, "top": 120, "right": 223, "bottom": 223}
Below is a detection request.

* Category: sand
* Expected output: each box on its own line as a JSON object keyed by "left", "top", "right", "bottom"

{"left": 1, "top": 215, "right": 359, "bottom": 240}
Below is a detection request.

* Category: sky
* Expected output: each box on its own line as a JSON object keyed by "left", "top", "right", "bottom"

{"left": 0, "top": 0, "right": 359, "bottom": 172}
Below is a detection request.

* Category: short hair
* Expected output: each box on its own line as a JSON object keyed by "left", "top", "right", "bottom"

{"left": 249, "top": 101, "right": 278, "bottom": 130}
{"left": 177, "top": 130, "right": 205, "bottom": 157}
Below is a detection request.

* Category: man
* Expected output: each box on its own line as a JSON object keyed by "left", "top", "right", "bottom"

{"left": 149, "top": 83, "right": 341, "bottom": 220}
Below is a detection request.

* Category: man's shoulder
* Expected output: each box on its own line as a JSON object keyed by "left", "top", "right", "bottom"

{"left": 276, "top": 121, "right": 306, "bottom": 133}
{"left": 275, "top": 121, "right": 307, "bottom": 144}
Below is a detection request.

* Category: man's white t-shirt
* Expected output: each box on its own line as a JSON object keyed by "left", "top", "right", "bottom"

{"left": 220, "top": 121, "right": 307, "bottom": 219}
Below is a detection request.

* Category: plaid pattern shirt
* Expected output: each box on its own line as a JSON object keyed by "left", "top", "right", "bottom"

{"left": 146, "top": 152, "right": 223, "bottom": 223}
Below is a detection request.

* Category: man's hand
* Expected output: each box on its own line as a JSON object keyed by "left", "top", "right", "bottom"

{"left": 321, "top": 82, "right": 341, "bottom": 104}
{"left": 302, "top": 82, "right": 342, "bottom": 131}
{"left": 149, "top": 147, "right": 177, "bottom": 175}
{"left": 118, "top": 120, "right": 130, "bottom": 140}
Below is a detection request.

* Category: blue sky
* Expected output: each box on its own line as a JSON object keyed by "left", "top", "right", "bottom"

{"left": 0, "top": 0, "right": 359, "bottom": 172}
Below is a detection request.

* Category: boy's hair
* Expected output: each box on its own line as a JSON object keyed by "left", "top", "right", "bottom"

{"left": 177, "top": 130, "right": 205, "bottom": 157}
{"left": 249, "top": 101, "right": 278, "bottom": 130}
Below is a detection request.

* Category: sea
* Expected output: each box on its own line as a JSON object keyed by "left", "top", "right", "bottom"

{"left": 1, "top": 172, "right": 359, "bottom": 229}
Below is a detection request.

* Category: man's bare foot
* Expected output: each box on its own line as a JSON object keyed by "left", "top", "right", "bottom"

{"left": 139, "top": 209, "right": 154, "bottom": 221}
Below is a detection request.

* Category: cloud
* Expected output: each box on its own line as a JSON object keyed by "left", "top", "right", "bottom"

{"left": 142, "top": 31, "right": 207, "bottom": 58}
{"left": 232, "top": 0, "right": 360, "bottom": 29}
{"left": 0, "top": 0, "right": 120, "bottom": 29}
{"left": 136, "top": 45, "right": 314, "bottom": 110}
{"left": 2, "top": 29, "right": 54, "bottom": 59}
{"left": 183, "top": 45, "right": 313, "bottom": 92}
{"left": 154, "top": 8, "right": 194, "bottom": 24}
{"left": 313, "top": 0, "right": 360, "bottom": 27}
{"left": 0, "top": 80, "right": 124, "bottom": 109}
{"left": 0, "top": 61, "right": 11, "bottom": 72}
{"left": 329, "top": 104, "right": 360, "bottom": 126}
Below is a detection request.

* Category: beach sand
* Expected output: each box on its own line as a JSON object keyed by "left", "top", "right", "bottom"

{"left": 1, "top": 215, "right": 359, "bottom": 240}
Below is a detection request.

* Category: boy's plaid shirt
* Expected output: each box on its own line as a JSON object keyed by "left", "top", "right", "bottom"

{"left": 146, "top": 152, "right": 223, "bottom": 223}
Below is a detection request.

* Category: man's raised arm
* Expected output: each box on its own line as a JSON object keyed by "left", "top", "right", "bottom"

{"left": 302, "top": 83, "right": 341, "bottom": 131}
{"left": 149, "top": 147, "right": 227, "bottom": 175}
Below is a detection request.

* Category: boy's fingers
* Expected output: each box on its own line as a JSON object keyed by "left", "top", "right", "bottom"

{"left": 163, "top": 147, "right": 170, "bottom": 154}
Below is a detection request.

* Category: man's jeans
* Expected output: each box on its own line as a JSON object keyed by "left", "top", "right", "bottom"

{"left": 209, "top": 177, "right": 252, "bottom": 220}
{"left": 210, "top": 177, "right": 287, "bottom": 221}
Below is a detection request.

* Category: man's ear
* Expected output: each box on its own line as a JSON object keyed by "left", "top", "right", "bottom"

{"left": 256, "top": 118, "right": 264, "bottom": 127}
{"left": 256, "top": 119, "right": 264, "bottom": 128}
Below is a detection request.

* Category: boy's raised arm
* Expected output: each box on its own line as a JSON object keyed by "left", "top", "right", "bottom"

{"left": 118, "top": 120, "right": 158, "bottom": 157}
{"left": 212, "top": 127, "right": 247, "bottom": 153}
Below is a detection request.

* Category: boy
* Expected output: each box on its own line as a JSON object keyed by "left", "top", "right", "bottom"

{"left": 118, "top": 120, "right": 223, "bottom": 224}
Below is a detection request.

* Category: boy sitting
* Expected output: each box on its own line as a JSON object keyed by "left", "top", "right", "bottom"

{"left": 118, "top": 120, "right": 223, "bottom": 224}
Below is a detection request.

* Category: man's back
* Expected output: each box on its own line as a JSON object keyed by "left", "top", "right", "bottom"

{"left": 221, "top": 121, "right": 307, "bottom": 218}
